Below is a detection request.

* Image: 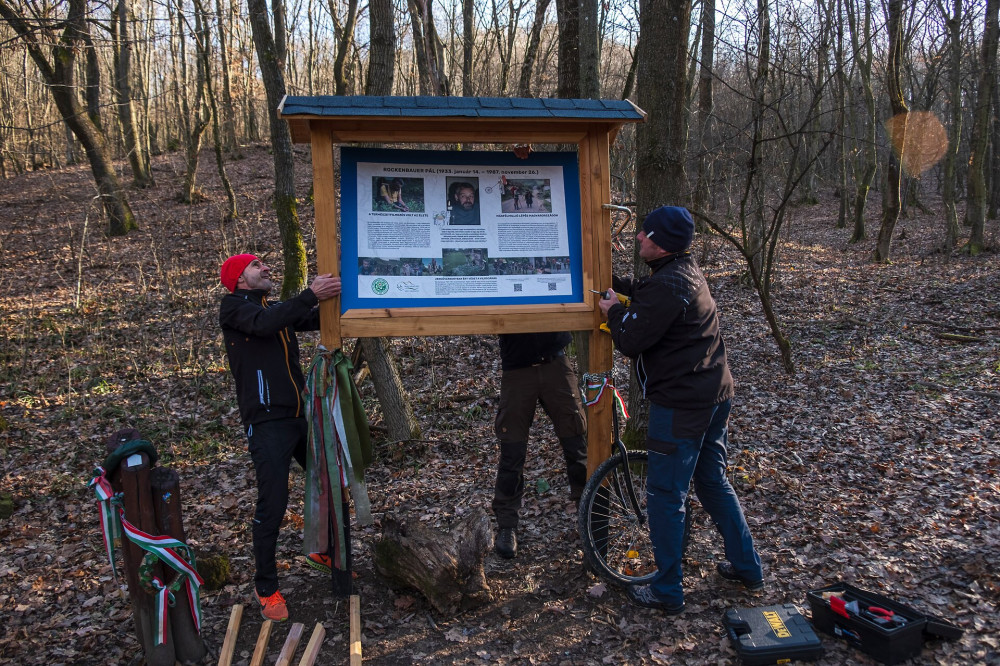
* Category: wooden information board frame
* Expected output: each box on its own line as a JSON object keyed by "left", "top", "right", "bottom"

{"left": 280, "top": 96, "right": 645, "bottom": 472}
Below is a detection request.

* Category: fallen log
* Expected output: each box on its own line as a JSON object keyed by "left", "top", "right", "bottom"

{"left": 373, "top": 506, "right": 493, "bottom": 616}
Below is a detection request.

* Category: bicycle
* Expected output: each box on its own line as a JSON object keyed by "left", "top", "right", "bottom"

{"left": 578, "top": 373, "right": 691, "bottom": 587}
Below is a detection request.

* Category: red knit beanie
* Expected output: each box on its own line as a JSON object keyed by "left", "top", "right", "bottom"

{"left": 220, "top": 254, "right": 258, "bottom": 292}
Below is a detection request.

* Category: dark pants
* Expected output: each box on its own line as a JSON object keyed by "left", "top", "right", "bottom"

{"left": 246, "top": 417, "right": 308, "bottom": 596}
{"left": 492, "top": 356, "right": 587, "bottom": 529}
{"left": 645, "top": 400, "right": 762, "bottom": 605}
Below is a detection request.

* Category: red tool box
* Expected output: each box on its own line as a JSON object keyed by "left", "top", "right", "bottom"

{"left": 806, "top": 582, "right": 963, "bottom": 665}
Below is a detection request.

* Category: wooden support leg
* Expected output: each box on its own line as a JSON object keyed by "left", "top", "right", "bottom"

{"left": 217, "top": 604, "right": 243, "bottom": 666}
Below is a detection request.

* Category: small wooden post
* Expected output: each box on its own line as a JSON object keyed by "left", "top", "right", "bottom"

{"left": 111, "top": 435, "right": 175, "bottom": 666}
{"left": 150, "top": 466, "right": 207, "bottom": 663}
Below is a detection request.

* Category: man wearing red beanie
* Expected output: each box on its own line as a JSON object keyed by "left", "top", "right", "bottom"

{"left": 218, "top": 254, "right": 341, "bottom": 621}
{"left": 598, "top": 206, "right": 763, "bottom": 614}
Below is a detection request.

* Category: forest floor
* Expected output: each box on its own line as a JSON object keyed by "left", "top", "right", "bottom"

{"left": 0, "top": 144, "right": 998, "bottom": 665}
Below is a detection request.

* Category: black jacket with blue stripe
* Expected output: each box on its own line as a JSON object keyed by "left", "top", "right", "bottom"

{"left": 219, "top": 288, "right": 320, "bottom": 426}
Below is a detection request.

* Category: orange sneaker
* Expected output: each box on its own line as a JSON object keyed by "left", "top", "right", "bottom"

{"left": 256, "top": 590, "right": 288, "bottom": 622}
{"left": 305, "top": 552, "right": 332, "bottom": 574}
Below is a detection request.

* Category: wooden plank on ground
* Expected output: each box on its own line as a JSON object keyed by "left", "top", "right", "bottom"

{"left": 350, "top": 595, "right": 362, "bottom": 666}
{"left": 275, "top": 623, "right": 305, "bottom": 666}
{"left": 249, "top": 619, "right": 273, "bottom": 666}
{"left": 217, "top": 604, "right": 243, "bottom": 666}
{"left": 297, "top": 623, "right": 326, "bottom": 666}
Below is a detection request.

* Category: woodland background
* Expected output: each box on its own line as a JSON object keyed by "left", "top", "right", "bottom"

{"left": 1, "top": 0, "right": 999, "bottom": 663}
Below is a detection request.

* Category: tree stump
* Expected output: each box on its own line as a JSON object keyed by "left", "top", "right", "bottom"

{"left": 373, "top": 506, "right": 493, "bottom": 616}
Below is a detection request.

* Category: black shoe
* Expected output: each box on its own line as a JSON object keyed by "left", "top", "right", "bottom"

{"left": 625, "top": 585, "right": 685, "bottom": 614}
{"left": 716, "top": 562, "right": 765, "bottom": 591}
{"left": 495, "top": 527, "right": 517, "bottom": 559}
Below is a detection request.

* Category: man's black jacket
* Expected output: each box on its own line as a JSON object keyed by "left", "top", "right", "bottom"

{"left": 219, "top": 288, "right": 320, "bottom": 426}
{"left": 608, "top": 253, "right": 734, "bottom": 409}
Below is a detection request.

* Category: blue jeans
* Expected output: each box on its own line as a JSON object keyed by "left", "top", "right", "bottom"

{"left": 646, "top": 400, "right": 762, "bottom": 604}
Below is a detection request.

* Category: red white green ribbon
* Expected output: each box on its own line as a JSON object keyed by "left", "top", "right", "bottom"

{"left": 88, "top": 467, "right": 122, "bottom": 579}
{"left": 87, "top": 466, "right": 203, "bottom": 645}
{"left": 117, "top": 509, "right": 203, "bottom": 642}
{"left": 582, "top": 374, "right": 629, "bottom": 419}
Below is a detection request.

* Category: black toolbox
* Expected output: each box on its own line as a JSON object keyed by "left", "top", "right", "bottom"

{"left": 723, "top": 604, "right": 824, "bottom": 665}
{"left": 806, "top": 582, "right": 963, "bottom": 665}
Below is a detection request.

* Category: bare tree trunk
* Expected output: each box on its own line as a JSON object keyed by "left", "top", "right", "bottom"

{"left": 579, "top": 0, "right": 599, "bottom": 98}
{"left": 113, "top": 0, "right": 154, "bottom": 188}
{"left": 193, "top": 0, "right": 237, "bottom": 222}
{"left": 409, "top": 0, "right": 450, "bottom": 96}
{"left": 517, "top": 0, "right": 551, "bottom": 97}
{"left": 177, "top": 0, "right": 211, "bottom": 204}
{"left": 359, "top": 338, "right": 421, "bottom": 442}
{"left": 0, "top": 0, "right": 137, "bottom": 236}
{"left": 367, "top": 0, "right": 396, "bottom": 96}
{"left": 741, "top": 0, "right": 769, "bottom": 281}
{"left": 627, "top": 0, "right": 692, "bottom": 445}
{"left": 963, "top": 0, "right": 999, "bottom": 254}
{"left": 874, "top": 0, "right": 909, "bottom": 262}
{"left": 462, "top": 0, "right": 475, "bottom": 95}
{"left": 833, "top": 0, "right": 850, "bottom": 229}
{"left": 215, "top": 0, "right": 239, "bottom": 150}
{"left": 692, "top": 0, "right": 715, "bottom": 215}
{"left": 329, "top": 0, "right": 360, "bottom": 95}
{"left": 941, "top": 0, "right": 962, "bottom": 250}
{"left": 247, "top": 0, "right": 308, "bottom": 296}
{"left": 556, "top": 0, "right": 580, "bottom": 98}
{"left": 847, "top": 0, "right": 875, "bottom": 243}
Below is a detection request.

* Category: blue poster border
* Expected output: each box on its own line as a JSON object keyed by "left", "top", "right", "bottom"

{"left": 339, "top": 147, "right": 583, "bottom": 312}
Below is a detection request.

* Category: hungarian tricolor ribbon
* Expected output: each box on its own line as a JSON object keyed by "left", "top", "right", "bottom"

{"left": 87, "top": 467, "right": 122, "bottom": 580}
{"left": 582, "top": 374, "right": 629, "bottom": 419}
{"left": 117, "top": 509, "right": 203, "bottom": 643}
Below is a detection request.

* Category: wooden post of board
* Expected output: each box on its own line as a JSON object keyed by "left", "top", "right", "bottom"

{"left": 350, "top": 594, "right": 362, "bottom": 666}
{"left": 310, "top": 122, "right": 342, "bottom": 351}
{"left": 580, "top": 128, "right": 615, "bottom": 474}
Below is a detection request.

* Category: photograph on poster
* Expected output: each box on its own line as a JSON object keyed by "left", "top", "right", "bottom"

{"left": 340, "top": 147, "right": 582, "bottom": 309}
{"left": 372, "top": 176, "right": 424, "bottom": 213}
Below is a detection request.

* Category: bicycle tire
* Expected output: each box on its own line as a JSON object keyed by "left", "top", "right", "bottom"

{"left": 579, "top": 451, "right": 694, "bottom": 587}
{"left": 578, "top": 451, "right": 657, "bottom": 587}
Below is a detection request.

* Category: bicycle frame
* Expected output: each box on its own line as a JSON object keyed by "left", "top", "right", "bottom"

{"left": 610, "top": 399, "right": 646, "bottom": 526}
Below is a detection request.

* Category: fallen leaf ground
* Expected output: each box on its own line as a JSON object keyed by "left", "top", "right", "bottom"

{"left": 0, "top": 146, "right": 997, "bottom": 665}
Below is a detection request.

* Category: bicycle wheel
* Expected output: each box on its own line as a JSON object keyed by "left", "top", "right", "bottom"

{"left": 578, "top": 451, "right": 656, "bottom": 587}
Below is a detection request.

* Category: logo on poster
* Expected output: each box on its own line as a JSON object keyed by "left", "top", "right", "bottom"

{"left": 371, "top": 278, "right": 389, "bottom": 295}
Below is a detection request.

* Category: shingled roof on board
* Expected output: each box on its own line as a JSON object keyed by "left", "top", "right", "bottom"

{"left": 278, "top": 95, "right": 645, "bottom": 121}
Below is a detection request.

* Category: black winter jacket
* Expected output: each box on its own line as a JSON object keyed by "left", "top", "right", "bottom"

{"left": 498, "top": 331, "right": 571, "bottom": 371}
{"left": 608, "top": 253, "right": 733, "bottom": 409}
{"left": 219, "top": 288, "right": 321, "bottom": 426}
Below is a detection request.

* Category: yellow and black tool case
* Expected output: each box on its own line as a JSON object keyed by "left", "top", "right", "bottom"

{"left": 723, "top": 604, "right": 824, "bottom": 665}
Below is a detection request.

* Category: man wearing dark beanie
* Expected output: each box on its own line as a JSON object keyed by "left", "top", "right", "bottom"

{"left": 218, "top": 254, "right": 341, "bottom": 622}
{"left": 598, "top": 205, "right": 763, "bottom": 614}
